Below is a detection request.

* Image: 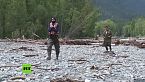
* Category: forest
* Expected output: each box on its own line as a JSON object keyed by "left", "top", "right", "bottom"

{"left": 1, "top": 1, "right": 145, "bottom": 82}
{"left": 0, "top": 0, "right": 145, "bottom": 39}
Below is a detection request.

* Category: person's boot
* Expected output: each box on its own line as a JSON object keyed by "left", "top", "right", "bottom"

{"left": 104, "top": 46, "right": 108, "bottom": 53}
{"left": 47, "top": 54, "right": 51, "bottom": 60}
{"left": 56, "top": 56, "right": 58, "bottom": 60}
{"left": 47, "top": 55, "right": 51, "bottom": 60}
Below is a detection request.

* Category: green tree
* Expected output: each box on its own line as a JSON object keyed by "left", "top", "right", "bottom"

{"left": 95, "top": 19, "right": 117, "bottom": 36}
{"left": 0, "top": 0, "right": 100, "bottom": 39}
{"left": 123, "top": 17, "right": 145, "bottom": 37}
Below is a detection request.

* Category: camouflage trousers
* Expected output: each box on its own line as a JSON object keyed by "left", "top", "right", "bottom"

{"left": 47, "top": 36, "right": 60, "bottom": 60}
{"left": 103, "top": 40, "right": 112, "bottom": 51}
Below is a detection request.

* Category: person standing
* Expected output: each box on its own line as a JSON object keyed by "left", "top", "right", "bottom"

{"left": 47, "top": 17, "right": 60, "bottom": 60}
{"left": 103, "top": 26, "right": 112, "bottom": 51}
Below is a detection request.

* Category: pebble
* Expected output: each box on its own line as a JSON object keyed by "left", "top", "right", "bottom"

{"left": 0, "top": 42, "right": 145, "bottom": 82}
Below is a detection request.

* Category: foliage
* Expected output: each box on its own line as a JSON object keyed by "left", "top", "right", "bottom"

{"left": 0, "top": 0, "right": 100, "bottom": 39}
{"left": 95, "top": 19, "right": 117, "bottom": 36}
{"left": 123, "top": 17, "right": 145, "bottom": 37}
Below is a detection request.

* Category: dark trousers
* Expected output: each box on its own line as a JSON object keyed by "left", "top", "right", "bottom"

{"left": 47, "top": 35, "right": 60, "bottom": 59}
{"left": 104, "top": 41, "right": 112, "bottom": 51}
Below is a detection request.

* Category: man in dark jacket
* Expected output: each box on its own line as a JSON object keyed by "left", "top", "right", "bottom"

{"left": 47, "top": 17, "right": 60, "bottom": 60}
{"left": 103, "top": 26, "right": 112, "bottom": 51}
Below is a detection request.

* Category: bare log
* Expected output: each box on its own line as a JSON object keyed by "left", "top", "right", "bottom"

{"left": 10, "top": 76, "right": 26, "bottom": 80}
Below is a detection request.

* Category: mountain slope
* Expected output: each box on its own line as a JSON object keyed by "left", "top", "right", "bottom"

{"left": 94, "top": 0, "right": 145, "bottom": 20}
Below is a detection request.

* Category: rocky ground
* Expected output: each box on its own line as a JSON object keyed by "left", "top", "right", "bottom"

{"left": 0, "top": 41, "right": 145, "bottom": 82}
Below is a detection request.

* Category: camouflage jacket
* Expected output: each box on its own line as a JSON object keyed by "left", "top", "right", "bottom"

{"left": 103, "top": 30, "right": 112, "bottom": 41}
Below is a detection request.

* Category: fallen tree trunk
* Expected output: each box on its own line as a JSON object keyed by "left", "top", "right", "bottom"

{"left": 50, "top": 78, "right": 84, "bottom": 82}
{"left": 0, "top": 63, "right": 40, "bottom": 68}
{"left": 1, "top": 38, "right": 145, "bottom": 48}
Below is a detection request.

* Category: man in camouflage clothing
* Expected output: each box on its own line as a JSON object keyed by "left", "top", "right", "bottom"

{"left": 47, "top": 17, "right": 60, "bottom": 60}
{"left": 103, "top": 26, "right": 112, "bottom": 51}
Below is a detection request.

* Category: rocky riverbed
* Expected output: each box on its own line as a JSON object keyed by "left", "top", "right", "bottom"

{"left": 0, "top": 42, "right": 145, "bottom": 82}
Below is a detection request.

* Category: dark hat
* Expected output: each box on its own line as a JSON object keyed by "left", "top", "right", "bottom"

{"left": 105, "top": 25, "right": 109, "bottom": 27}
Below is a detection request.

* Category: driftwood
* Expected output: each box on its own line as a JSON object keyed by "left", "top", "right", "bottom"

{"left": 111, "top": 63, "right": 122, "bottom": 66}
{"left": 113, "top": 38, "right": 145, "bottom": 48}
{"left": 0, "top": 65, "right": 20, "bottom": 68}
{"left": 117, "top": 55, "right": 129, "bottom": 58}
{"left": 5, "top": 37, "right": 11, "bottom": 41}
{"left": 50, "top": 78, "right": 84, "bottom": 82}
{"left": 1, "top": 37, "right": 145, "bottom": 48}
{"left": 0, "top": 49, "right": 4, "bottom": 51}
{"left": 0, "top": 63, "right": 40, "bottom": 68}
{"left": 19, "top": 46, "right": 34, "bottom": 51}
{"left": 134, "top": 40, "right": 145, "bottom": 48}
{"left": 60, "top": 39, "right": 103, "bottom": 45}
{"left": 32, "top": 33, "right": 40, "bottom": 38}
{"left": 68, "top": 59, "right": 89, "bottom": 63}
{"left": 68, "top": 59, "right": 88, "bottom": 62}
{"left": 60, "top": 38, "right": 145, "bottom": 47}
{"left": 60, "top": 40, "right": 90, "bottom": 45}
{"left": 36, "top": 67, "right": 60, "bottom": 71}
{"left": 4, "top": 39, "right": 47, "bottom": 45}
{"left": 10, "top": 76, "right": 26, "bottom": 80}
{"left": 68, "top": 59, "right": 89, "bottom": 64}
{"left": 23, "top": 54, "right": 38, "bottom": 57}
{"left": 109, "top": 63, "right": 122, "bottom": 66}
{"left": 9, "top": 46, "right": 35, "bottom": 52}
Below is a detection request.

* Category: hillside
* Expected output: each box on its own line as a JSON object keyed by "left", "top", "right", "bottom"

{"left": 94, "top": 0, "right": 145, "bottom": 20}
